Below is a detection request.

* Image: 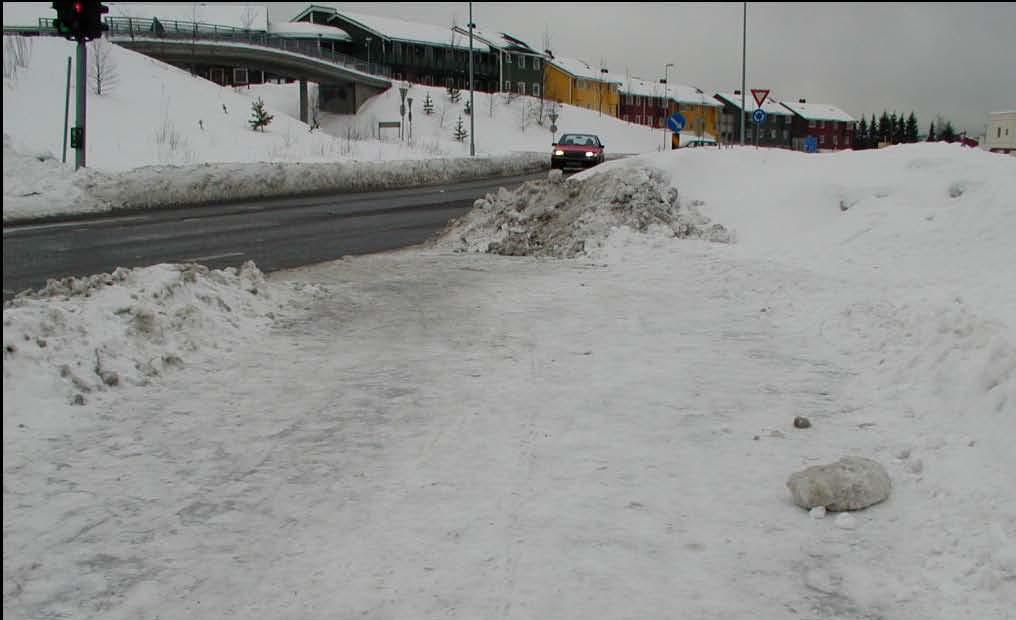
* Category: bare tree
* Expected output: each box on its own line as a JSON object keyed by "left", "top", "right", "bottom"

{"left": 240, "top": 5, "right": 257, "bottom": 30}
{"left": 3, "top": 35, "right": 33, "bottom": 80}
{"left": 89, "top": 39, "right": 119, "bottom": 95}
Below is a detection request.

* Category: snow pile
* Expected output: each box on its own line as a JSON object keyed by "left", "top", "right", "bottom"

{"left": 436, "top": 166, "right": 730, "bottom": 257}
{"left": 3, "top": 142, "right": 547, "bottom": 222}
{"left": 2, "top": 261, "right": 312, "bottom": 404}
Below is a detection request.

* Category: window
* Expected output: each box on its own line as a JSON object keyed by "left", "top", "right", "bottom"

{"left": 533, "top": 57, "right": 541, "bottom": 70}
{"left": 504, "top": 80, "right": 511, "bottom": 92}
{"left": 785, "top": 115, "right": 792, "bottom": 125}
{"left": 506, "top": 52, "right": 512, "bottom": 63}
{"left": 845, "top": 134, "right": 850, "bottom": 145}
{"left": 518, "top": 55, "right": 526, "bottom": 69}
{"left": 233, "top": 68, "right": 248, "bottom": 85}
{"left": 783, "top": 129, "right": 789, "bottom": 141}
{"left": 820, "top": 135, "right": 826, "bottom": 145}
{"left": 809, "top": 119, "right": 815, "bottom": 128}
{"left": 517, "top": 82, "right": 525, "bottom": 95}
{"left": 999, "top": 128, "right": 1003, "bottom": 138}
{"left": 770, "top": 128, "right": 777, "bottom": 139}
{"left": 533, "top": 83, "right": 540, "bottom": 97}
{"left": 833, "top": 134, "right": 838, "bottom": 146}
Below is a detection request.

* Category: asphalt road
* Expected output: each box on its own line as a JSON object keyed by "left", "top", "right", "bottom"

{"left": 2, "top": 172, "right": 545, "bottom": 298}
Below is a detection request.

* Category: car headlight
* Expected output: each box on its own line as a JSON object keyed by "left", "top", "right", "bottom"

{"left": 585, "top": 151, "right": 595, "bottom": 157}
{"left": 554, "top": 150, "right": 565, "bottom": 156}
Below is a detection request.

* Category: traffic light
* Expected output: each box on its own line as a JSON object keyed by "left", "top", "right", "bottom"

{"left": 52, "top": 1, "right": 108, "bottom": 41}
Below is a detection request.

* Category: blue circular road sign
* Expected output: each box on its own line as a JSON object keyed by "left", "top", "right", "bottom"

{"left": 752, "top": 108, "right": 767, "bottom": 124}
{"left": 667, "top": 112, "right": 687, "bottom": 132}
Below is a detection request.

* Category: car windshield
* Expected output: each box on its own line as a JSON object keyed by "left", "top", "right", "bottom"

{"left": 559, "top": 135, "right": 598, "bottom": 146}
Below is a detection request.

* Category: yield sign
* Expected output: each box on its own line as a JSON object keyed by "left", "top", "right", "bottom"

{"left": 751, "top": 88, "right": 770, "bottom": 108}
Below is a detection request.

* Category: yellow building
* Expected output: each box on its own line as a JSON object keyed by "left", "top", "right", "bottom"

{"left": 545, "top": 57, "right": 620, "bottom": 117}
{"left": 668, "top": 84, "right": 722, "bottom": 140}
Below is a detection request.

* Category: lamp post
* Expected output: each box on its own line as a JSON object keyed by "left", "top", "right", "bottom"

{"left": 740, "top": 1, "right": 746, "bottom": 145}
{"left": 468, "top": 2, "right": 475, "bottom": 156}
{"left": 599, "top": 66, "right": 608, "bottom": 117}
{"left": 398, "top": 82, "right": 409, "bottom": 140}
{"left": 663, "top": 62, "right": 674, "bottom": 149}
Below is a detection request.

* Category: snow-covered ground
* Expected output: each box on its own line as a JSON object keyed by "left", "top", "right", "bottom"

{"left": 3, "top": 35, "right": 668, "bottom": 222}
{"left": 4, "top": 142, "right": 1015, "bottom": 618}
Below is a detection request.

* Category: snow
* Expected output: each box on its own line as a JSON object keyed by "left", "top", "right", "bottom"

{"left": 3, "top": 36, "right": 670, "bottom": 221}
{"left": 309, "top": 9, "right": 491, "bottom": 52}
{"left": 549, "top": 57, "right": 622, "bottom": 83}
{"left": 267, "top": 20, "right": 351, "bottom": 41}
{"left": 715, "top": 91, "right": 792, "bottom": 115}
{"left": 5, "top": 143, "right": 1015, "bottom": 619}
{"left": 781, "top": 100, "right": 856, "bottom": 123}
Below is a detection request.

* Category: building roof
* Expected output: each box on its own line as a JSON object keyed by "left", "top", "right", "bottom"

{"left": 780, "top": 101, "right": 855, "bottom": 122}
{"left": 453, "top": 26, "right": 539, "bottom": 54}
{"left": 293, "top": 6, "right": 490, "bottom": 52}
{"left": 549, "top": 58, "right": 622, "bottom": 84}
{"left": 612, "top": 74, "right": 721, "bottom": 107}
{"left": 714, "top": 91, "right": 791, "bottom": 115}
{"left": 268, "top": 21, "right": 351, "bottom": 42}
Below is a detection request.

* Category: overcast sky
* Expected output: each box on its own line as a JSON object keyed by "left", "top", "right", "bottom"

{"left": 261, "top": 2, "right": 1015, "bottom": 136}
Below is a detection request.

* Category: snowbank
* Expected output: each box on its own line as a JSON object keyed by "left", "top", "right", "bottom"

{"left": 2, "top": 261, "right": 317, "bottom": 405}
{"left": 3, "top": 136, "right": 547, "bottom": 222}
{"left": 435, "top": 166, "right": 730, "bottom": 257}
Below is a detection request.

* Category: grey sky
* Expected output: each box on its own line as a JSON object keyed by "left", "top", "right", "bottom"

{"left": 261, "top": 2, "right": 1015, "bottom": 136}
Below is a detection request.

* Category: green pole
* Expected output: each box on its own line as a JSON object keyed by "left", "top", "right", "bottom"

{"left": 75, "top": 39, "right": 86, "bottom": 170}
{"left": 62, "top": 56, "right": 71, "bottom": 163}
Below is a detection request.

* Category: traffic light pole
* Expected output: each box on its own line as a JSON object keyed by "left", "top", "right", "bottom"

{"left": 75, "top": 38, "right": 86, "bottom": 169}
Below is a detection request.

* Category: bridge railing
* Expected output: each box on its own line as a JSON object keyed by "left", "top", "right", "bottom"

{"left": 25, "top": 17, "right": 391, "bottom": 79}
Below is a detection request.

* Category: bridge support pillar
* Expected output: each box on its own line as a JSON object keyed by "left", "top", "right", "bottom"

{"left": 299, "top": 79, "right": 309, "bottom": 124}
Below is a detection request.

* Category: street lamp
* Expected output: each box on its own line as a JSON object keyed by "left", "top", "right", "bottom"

{"left": 599, "top": 66, "right": 608, "bottom": 117}
{"left": 663, "top": 62, "right": 674, "bottom": 149}
{"left": 468, "top": 2, "right": 475, "bottom": 157}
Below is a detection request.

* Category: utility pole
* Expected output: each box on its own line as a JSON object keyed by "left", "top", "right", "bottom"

{"left": 468, "top": 2, "right": 476, "bottom": 156}
{"left": 740, "top": 1, "right": 746, "bottom": 146}
{"left": 663, "top": 62, "right": 674, "bottom": 150}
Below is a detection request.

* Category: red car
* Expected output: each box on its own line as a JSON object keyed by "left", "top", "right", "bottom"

{"left": 551, "top": 133, "right": 605, "bottom": 170}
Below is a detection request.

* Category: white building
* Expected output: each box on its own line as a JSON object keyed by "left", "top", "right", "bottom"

{"left": 985, "top": 111, "right": 1016, "bottom": 154}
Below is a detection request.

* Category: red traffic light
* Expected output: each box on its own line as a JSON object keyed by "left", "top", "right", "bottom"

{"left": 74, "top": 1, "right": 84, "bottom": 13}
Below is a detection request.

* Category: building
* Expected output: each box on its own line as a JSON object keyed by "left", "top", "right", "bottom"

{"left": 291, "top": 5, "right": 497, "bottom": 91}
{"left": 615, "top": 75, "right": 669, "bottom": 127}
{"left": 714, "top": 91, "right": 793, "bottom": 147}
{"left": 451, "top": 26, "right": 545, "bottom": 96}
{"left": 669, "top": 84, "right": 722, "bottom": 139}
{"left": 985, "top": 111, "right": 1016, "bottom": 154}
{"left": 780, "top": 100, "right": 856, "bottom": 151}
{"left": 545, "top": 57, "right": 620, "bottom": 117}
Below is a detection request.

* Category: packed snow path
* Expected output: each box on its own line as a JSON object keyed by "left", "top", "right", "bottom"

{"left": 8, "top": 245, "right": 1008, "bottom": 619}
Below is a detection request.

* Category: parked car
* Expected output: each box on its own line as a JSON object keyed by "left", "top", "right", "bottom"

{"left": 551, "top": 133, "right": 605, "bottom": 170}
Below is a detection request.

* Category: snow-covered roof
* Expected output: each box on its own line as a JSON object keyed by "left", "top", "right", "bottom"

{"left": 269, "top": 21, "right": 351, "bottom": 42}
{"left": 669, "top": 83, "right": 722, "bottom": 107}
{"left": 453, "top": 26, "right": 538, "bottom": 54}
{"left": 550, "top": 58, "right": 621, "bottom": 84}
{"left": 300, "top": 8, "right": 490, "bottom": 52}
{"left": 105, "top": 3, "right": 270, "bottom": 31}
{"left": 780, "top": 101, "right": 855, "bottom": 123}
{"left": 611, "top": 75, "right": 664, "bottom": 98}
{"left": 714, "top": 92, "right": 791, "bottom": 115}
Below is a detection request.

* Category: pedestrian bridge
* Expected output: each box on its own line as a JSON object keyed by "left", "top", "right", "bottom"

{"left": 11, "top": 16, "right": 392, "bottom": 117}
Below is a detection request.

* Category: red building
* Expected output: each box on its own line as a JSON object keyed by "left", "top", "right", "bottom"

{"left": 781, "top": 100, "right": 856, "bottom": 151}
{"left": 615, "top": 75, "right": 669, "bottom": 128}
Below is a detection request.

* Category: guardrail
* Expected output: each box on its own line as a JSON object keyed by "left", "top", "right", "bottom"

{"left": 19, "top": 17, "right": 391, "bottom": 79}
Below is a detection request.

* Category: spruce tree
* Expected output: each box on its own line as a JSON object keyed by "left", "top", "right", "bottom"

{"left": 940, "top": 121, "right": 957, "bottom": 143}
{"left": 905, "top": 112, "right": 919, "bottom": 143}
{"left": 892, "top": 112, "right": 906, "bottom": 144}
{"left": 448, "top": 84, "right": 461, "bottom": 103}
{"left": 870, "top": 114, "right": 878, "bottom": 146}
{"left": 857, "top": 117, "right": 869, "bottom": 150}
{"left": 889, "top": 111, "right": 899, "bottom": 144}
{"left": 464, "top": 98, "right": 472, "bottom": 115}
{"left": 927, "top": 121, "right": 937, "bottom": 142}
{"left": 423, "top": 93, "right": 435, "bottom": 115}
{"left": 878, "top": 111, "right": 890, "bottom": 145}
{"left": 249, "top": 97, "right": 274, "bottom": 132}
{"left": 453, "top": 114, "right": 468, "bottom": 141}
